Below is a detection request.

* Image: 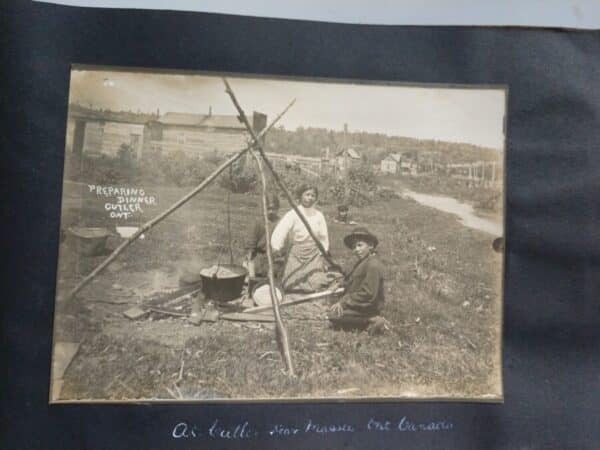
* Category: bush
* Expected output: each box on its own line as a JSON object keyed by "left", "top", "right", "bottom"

{"left": 376, "top": 187, "right": 400, "bottom": 201}
{"left": 219, "top": 171, "right": 258, "bottom": 193}
{"left": 117, "top": 143, "right": 136, "bottom": 169}
{"left": 140, "top": 150, "right": 232, "bottom": 187}
{"left": 65, "top": 154, "right": 132, "bottom": 185}
{"left": 63, "top": 143, "right": 140, "bottom": 185}
{"left": 218, "top": 154, "right": 258, "bottom": 193}
{"left": 322, "top": 165, "right": 379, "bottom": 207}
{"left": 273, "top": 166, "right": 313, "bottom": 201}
{"left": 348, "top": 165, "right": 377, "bottom": 191}
{"left": 157, "top": 151, "right": 218, "bottom": 187}
{"left": 138, "top": 152, "right": 167, "bottom": 185}
{"left": 270, "top": 164, "right": 382, "bottom": 207}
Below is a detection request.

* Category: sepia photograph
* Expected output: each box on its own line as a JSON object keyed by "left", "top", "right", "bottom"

{"left": 51, "top": 66, "right": 505, "bottom": 402}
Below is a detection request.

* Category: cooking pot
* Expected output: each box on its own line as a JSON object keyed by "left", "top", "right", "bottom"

{"left": 68, "top": 227, "right": 112, "bottom": 256}
{"left": 199, "top": 264, "right": 247, "bottom": 302}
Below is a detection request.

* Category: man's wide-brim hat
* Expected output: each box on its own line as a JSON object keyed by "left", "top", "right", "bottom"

{"left": 344, "top": 227, "right": 379, "bottom": 249}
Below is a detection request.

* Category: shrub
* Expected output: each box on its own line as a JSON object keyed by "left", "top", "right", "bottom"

{"left": 117, "top": 143, "right": 136, "bottom": 169}
{"left": 322, "top": 165, "right": 379, "bottom": 207}
{"left": 65, "top": 153, "right": 130, "bottom": 185}
{"left": 348, "top": 165, "right": 377, "bottom": 190}
{"left": 157, "top": 151, "right": 214, "bottom": 187}
{"left": 218, "top": 154, "right": 258, "bottom": 193}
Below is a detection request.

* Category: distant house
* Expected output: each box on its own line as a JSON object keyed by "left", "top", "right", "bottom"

{"left": 67, "top": 105, "right": 153, "bottom": 160}
{"left": 334, "top": 148, "right": 362, "bottom": 175}
{"left": 380, "top": 153, "right": 402, "bottom": 174}
{"left": 380, "top": 152, "right": 419, "bottom": 176}
{"left": 399, "top": 159, "right": 418, "bottom": 176}
{"left": 145, "top": 111, "right": 267, "bottom": 158}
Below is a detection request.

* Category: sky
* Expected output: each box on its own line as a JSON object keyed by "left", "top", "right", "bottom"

{"left": 69, "top": 68, "right": 506, "bottom": 149}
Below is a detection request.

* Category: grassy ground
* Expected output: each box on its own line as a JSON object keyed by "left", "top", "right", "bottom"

{"left": 55, "top": 181, "right": 503, "bottom": 401}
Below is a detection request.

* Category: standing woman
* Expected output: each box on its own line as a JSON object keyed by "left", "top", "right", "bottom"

{"left": 271, "top": 184, "right": 330, "bottom": 293}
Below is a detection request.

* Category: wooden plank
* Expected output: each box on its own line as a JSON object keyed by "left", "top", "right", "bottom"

{"left": 147, "top": 307, "right": 187, "bottom": 317}
{"left": 220, "top": 312, "right": 275, "bottom": 322}
{"left": 123, "top": 306, "right": 149, "bottom": 320}
{"left": 141, "top": 283, "right": 202, "bottom": 307}
{"left": 243, "top": 288, "right": 344, "bottom": 314}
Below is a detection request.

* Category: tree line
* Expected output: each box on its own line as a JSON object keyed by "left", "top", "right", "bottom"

{"left": 263, "top": 126, "right": 501, "bottom": 164}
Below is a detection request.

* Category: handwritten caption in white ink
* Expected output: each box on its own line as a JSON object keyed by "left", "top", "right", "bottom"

{"left": 171, "top": 416, "right": 453, "bottom": 441}
{"left": 172, "top": 420, "right": 257, "bottom": 440}
{"left": 367, "top": 417, "right": 454, "bottom": 432}
{"left": 87, "top": 184, "right": 156, "bottom": 220}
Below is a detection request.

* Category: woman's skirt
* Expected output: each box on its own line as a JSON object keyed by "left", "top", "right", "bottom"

{"left": 281, "top": 240, "right": 329, "bottom": 293}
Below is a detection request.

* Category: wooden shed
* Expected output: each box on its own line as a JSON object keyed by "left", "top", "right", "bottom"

{"left": 145, "top": 111, "right": 265, "bottom": 158}
{"left": 67, "top": 105, "right": 154, "bottom": 160}
{"left": 380, "top": 153, "right": 401, "bottom": 174}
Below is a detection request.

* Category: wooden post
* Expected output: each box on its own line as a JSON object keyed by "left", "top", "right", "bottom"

{"left": 480, "top": 162, "right": 484, "bottom": 185}
{"left": 482, "top": 162, "right": 486, "bottom": 185}
{"left": 248, "top": 147, "right": 295, "bottom": 376}
{"left": 226, "top": 187, "right": 233, "bottom": 264}
{"left": 481, "top": 162, "right": 488, "bottom": 185}
{"left": 345, "top": 150, "right": 350, "bottom": 178}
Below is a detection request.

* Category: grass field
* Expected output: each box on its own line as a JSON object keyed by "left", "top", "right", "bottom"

{"left": 54, "top": 180, "right": 503, "bottom": 401}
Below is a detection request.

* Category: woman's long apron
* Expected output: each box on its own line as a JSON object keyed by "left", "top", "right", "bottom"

{"left": 281, "top": 240, "right": 329, "bottom": 293}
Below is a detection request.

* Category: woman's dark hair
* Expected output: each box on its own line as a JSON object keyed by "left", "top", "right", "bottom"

{"left": 295, "top": 184, "right": 319, "bottom": 200}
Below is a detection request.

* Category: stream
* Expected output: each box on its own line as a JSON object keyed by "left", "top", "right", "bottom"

{"left": 401, "top": 190, "right": 503, "bottom": 236}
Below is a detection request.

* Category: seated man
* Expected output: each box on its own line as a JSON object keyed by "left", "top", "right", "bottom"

{"left": 329, "top": 227, "right": 387, "bottom": 333}
{"left": 244, "top": 194, "right": 284, "bottom": 296}
{"left": 333, "top": 204, "right": 357, "bottom": 225}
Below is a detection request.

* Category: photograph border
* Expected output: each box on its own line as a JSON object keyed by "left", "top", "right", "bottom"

{"left": 49, "top": 63, "right": 509, "bottom": 404}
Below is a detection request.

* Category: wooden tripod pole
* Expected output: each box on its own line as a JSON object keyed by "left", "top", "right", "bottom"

{"left": 222, "top": 78, "right": 343, "bottom": 274}
{"left": 226, "top": 185, "right": 233, "bottom": 264}
{"left": 248, "top": 147, "right": 295, "bottom": 376}
{"left": 63, "top": 99, "right": 295, "bottom": 303}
